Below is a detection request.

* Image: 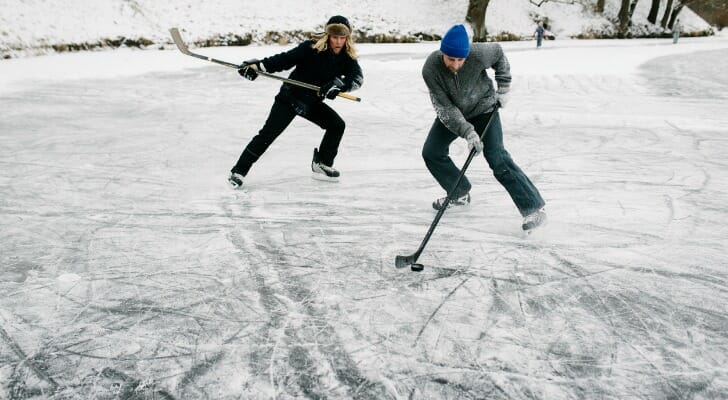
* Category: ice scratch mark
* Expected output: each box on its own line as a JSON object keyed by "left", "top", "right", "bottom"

{"left": 99, "top": 367, "right": 176, "bottom": 400}
{"left": 0, "top": 325, "right": 59, "bottom": 393}
{"left": 223, "top": 202, "right": 392, "bottom": 398}
{"left": 414, "top": 277, "right": 471, "bottom": 346}
{"left": 547, "top": 250, "right": 687, "bottom": 399}
{"left": 176, "top": 351, "right": 225, "bottom": 399}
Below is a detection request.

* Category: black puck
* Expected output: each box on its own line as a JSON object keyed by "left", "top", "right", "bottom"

{"left": 411, "top": 263, "right": 424, "bottom": 272}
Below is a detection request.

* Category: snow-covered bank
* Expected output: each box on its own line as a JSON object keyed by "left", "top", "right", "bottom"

{"left": 0, "top": 0, "right": 713, "bottom": 59}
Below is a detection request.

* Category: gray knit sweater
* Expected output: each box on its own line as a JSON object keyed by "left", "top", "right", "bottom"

{"left": 422, "top": 43, "right": 511, "bottom": 138}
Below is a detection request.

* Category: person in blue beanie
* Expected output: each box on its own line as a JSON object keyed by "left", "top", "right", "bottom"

{"left": 420, "top": 24, "right": 547, "bottom": 232}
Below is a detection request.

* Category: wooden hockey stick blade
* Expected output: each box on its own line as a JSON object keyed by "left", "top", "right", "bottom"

{"left": 169, "top": 28, "right": 239, "bottom": 68}
{"left": 395, "top": 254, "right": 417, "bottom": 268}
{"left": 169, "top": 28, "right": 361, "bottom": 102}
{"left": 169, "top": 28, "right": 192, "bottom": 55}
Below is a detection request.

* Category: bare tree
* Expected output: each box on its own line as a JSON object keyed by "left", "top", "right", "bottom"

{"left": 661, "top": 0, "right": 675, "bottom": 27}
{"left": 647, "top": 0, "right": 661, "bottom": 24}
{"left": 668, "top": 0, "right": 698, "bottom": 28}
{"left": 618, "top": 0, "right": 632, "bottom": 34}
{"left": 528, "top": 0, "right": 581, "bottom": 5}
{"left": 669, "top": 5, "right": 684, "bottom": 27}
{"left": 629, "top": 0, "right": 640, "bottom": 18}
{"left": 527, "top": 0, "right": 603, "bottom": 11}
{"left": 528, "top": 0, "right": 606, "bottom": 19}
{"left": 596, "top": 0, "right": 606, "bottom": 13}
{"left": 467, "top": 0, "right": 491, "bottom": 42}
{"left": 690, "top": 0, "right": 728, "bottom": 29}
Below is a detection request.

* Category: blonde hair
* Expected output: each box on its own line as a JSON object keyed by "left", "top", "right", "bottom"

{"left": 312, "top": 32, "right": 359, "bottom": 60}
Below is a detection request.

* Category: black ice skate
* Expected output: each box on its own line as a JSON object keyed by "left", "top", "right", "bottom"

{"left": 311, "top": 148, "right": 340, "bottom": 182}
{"left": 432, "top": 193, "right": 471, "bottom": 211}
{"left": 228, "top": 172, "right": 245, "bottom": 189}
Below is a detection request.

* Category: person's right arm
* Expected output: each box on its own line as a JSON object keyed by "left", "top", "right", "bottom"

{"left": 259, "top": 41, "right": 311, "bottom": 73}
{"left": 422, "top": 59, "right": 475, "bottom": 139}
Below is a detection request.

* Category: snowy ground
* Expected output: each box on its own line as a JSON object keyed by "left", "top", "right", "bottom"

{"left": 1, "top": 35, "right": 728, "bottom": 399}
{"left": 0, "top": 0, "right": 711, "bottom": 59}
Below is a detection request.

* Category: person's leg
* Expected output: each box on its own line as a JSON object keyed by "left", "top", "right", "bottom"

{"left": 302, "top": 102, "right": 345, "bottom": 167}
{"left": 231, "top": 99, "right": 297, "bottom": 176}
{"left": 422, "top": 118, "right": 471, "bottom": 198}
{"left": 474, "top": 110, "right": 545, "bottom": 216}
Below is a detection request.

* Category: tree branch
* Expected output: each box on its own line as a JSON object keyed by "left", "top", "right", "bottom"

{"left": 529, "top": 0, "right": 583, "bottom": 6}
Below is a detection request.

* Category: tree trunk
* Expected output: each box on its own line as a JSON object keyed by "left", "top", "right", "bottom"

{"left": 661, "top": 0, "right": 674, "bottom": 28}
{"left": 596, "top": 0, "right": 606, "bottom": 13}
{"left": 647, "top": 0, "right": 661, "bottom": 24}
{"left": 467, "top": 0, "right": 491, "bottom": 42}
{"left": 668, "top": 4, "right": 685, "bottom": 29}
{"left": 618, "top": 0, "right": 632, "bottom": 35}
{"left": 629, "top": 0, "right": 640, "bottom": 18}
{"left": 669, "top": 0, "right": 698, "bottom": 29}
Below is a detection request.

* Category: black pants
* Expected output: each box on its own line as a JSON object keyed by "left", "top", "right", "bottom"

{"left": 232, "top": 97, "right": 345, "bottom": 176}
{"left": 422, "top": 110, "right": 545, "bottom": 217}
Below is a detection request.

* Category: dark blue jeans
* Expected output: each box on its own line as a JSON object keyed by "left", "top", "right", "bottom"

{"left": 421, "top": 110, "right": 545, "bottom": 216}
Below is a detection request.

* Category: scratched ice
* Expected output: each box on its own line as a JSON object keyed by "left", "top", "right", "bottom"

{"left": 1, "top": 38, "right": 727, "bottom": 399}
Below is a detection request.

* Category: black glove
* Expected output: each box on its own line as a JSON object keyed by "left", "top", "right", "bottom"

{"left": 318, "top": 77, "right": 344, "bottom": 100}
{"left": 238, "top": 59, "right": 261, "bottom": 81}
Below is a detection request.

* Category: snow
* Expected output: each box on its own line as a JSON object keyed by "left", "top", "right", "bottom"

{"left": 0, "top": 0, "right": 713, "bottom": 58}
{"left": 2, "top": 1, "right": 728, "bottom": 399}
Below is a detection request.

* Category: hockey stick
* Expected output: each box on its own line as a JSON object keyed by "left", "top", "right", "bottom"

{"left": 169, "top": 28, "right": 361, "bottom": 102}
{"left": 395, "top": 107, "right": 499, "bottom": 271}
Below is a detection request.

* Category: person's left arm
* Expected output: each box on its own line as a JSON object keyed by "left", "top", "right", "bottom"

{"left": 489, "top": 44, "right": 512, "bottom": 107}
{"left": 341, "top": 59, "right": 363, "bottom": 92}
{"left": 319, "top": 58, "right": 364, "bottom": 100}
{"left": 490, "top": 44, "right": 511, "bottom": 94}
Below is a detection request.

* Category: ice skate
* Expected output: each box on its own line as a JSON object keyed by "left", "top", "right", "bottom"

{"left": 522, "top": 207, "right": 547, "bottom": 232}
{"left": 228, "top": 172, "right": 245, "bottom": 189}
{"left": 432, "top": 193, "right": 470, "bottom": 211}
{"left": 311, "top": 148, "right": 340, "bottom": 182}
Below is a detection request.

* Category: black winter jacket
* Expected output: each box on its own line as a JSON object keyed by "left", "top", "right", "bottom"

{"left": 260, "top": 40, "right": 363, "bottom": 112}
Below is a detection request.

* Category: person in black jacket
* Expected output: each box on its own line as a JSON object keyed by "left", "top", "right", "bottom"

{"left": 228, "top": 15, "right": 363, "bottom": 189}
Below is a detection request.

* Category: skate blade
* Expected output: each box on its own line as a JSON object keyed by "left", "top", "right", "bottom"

{"left": 228, "top": 180, "right": 244, "bottom": 190}
{"left": 522, "top": 222, "right": 547, "bottom": 238}
{"left": 311, "top": 173, "right": 339, "bottom": 182}
{"left": 432, "top": 204, "right": 471, "bottom": 213}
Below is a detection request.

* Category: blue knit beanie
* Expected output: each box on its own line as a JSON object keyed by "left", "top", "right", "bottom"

{"left": 440, "top": 24, "right": 470, "bottom": 58}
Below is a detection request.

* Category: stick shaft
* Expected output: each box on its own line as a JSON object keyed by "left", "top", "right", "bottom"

{"left": 170, "top": 28, "right": 361, "bottom": 102}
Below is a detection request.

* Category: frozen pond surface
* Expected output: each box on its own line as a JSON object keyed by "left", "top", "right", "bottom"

{"left": 1, "top": 37, "right": 728, "bottom": 399}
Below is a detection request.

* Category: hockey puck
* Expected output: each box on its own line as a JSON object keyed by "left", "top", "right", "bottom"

{"left": 410, "top": 263, "right": 424, "bottom": 272}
